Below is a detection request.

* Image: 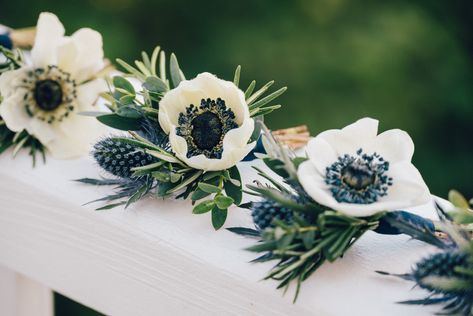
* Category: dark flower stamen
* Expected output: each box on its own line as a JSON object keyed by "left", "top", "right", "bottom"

{"left": 191, "top": 111, "right": 223, "bottom": 150}
{"left": 34, "top": 79, "right": 63, "bottom": 111}
{"left": 176, "top": 98, "right": 238, "bottom": 159}
{"left": 325, "top": 148, "right": 393, "bottom": 204}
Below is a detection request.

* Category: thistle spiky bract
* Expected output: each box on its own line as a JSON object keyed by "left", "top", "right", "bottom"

{"left": 251, "top": 199, "right": 294, "bottom": 230}
{"left": 93, "top": 138, "right": 157, "bottom": 179}
{"left": 380, "top": 248, "right": 473, "bottom": 315}
{"left": 379, "top": 192, "right": 473, "bottom": 315}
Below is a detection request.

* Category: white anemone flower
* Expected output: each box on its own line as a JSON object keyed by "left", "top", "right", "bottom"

{"left": 297, "top": 117, "right": 431, "bottom": 217}
{"left": 0, "top": 12, "right": 107, "bottom": 158}
{"left": 158, "top": 72, "right": 255, "bottom": 171}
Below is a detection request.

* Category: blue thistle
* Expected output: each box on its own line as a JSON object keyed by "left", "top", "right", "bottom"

{"left": 379, "top": 250, "right": 473, "bottom": 315}
{"left": 413, "top": 252, "right": 470, "bottom": 292}
{"left": 251, "top": 199, "right": 294, "bottom": 230}
{"left": 93, "top": 138, "right": 156, "bottom": 179}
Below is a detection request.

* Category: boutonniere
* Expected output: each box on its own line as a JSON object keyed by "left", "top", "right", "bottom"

{"left": 0, "top": 12, "right": 108, "bottom": 162}
{"left": 77, "top": 47, "right": 287, "bottom": 229}
{"left": 230, "top": 118, "right": 437, "bottom": 299}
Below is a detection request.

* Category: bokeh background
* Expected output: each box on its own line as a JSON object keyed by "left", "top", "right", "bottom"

{"left": 1, "top": 0, "right": 473, "bottom": 315}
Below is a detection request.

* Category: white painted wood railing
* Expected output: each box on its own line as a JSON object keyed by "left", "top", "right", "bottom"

{"left": 0, "top": 152, "right": 440, "bottom": 316}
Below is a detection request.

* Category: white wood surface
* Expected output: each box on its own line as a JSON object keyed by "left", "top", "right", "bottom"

{"left": 0, "top": 152, "right": 441, "bottom": 316}
{"left": 0, "top": 265, "right": 53, "bottom": 316}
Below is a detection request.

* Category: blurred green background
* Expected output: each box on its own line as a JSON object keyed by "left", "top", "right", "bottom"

{"left": 1, "top": 0, "right": 473, "bottom": 314}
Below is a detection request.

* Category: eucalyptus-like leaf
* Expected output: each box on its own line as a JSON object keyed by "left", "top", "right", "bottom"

{"left": 212, "top": 207, "right": 228, "bottom": 230}
{"left": 215, "top": 195, "right": 234, "bottom": 209}
{"left": 143, "top": 76, "right": 168, "bottom": 93}
{"left": 97, "top": 114, "right": 142, "bottom": 131}
{"left": 224, "top": 166, "right": 243, "bottom": 205}
{"left": 170, "top": 53, "right": 184, "bottom": 88}
{"left": 191, "top": 189, "right": 211, "bottom": 201}
{"left": 198, "top": 182, "right": 221, "bottom": 194}
{"left": 113, "top": 76, "right": 135, "bottom": 95}
{"left": 193, "top": 200, "right": 215, "bottom": 214}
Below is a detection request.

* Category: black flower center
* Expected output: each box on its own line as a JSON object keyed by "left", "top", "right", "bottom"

{"left": 176, "top": 98, "right": 238, "bottom": 159}
{"left": 342, "top": 163, "right": 376, "bottom": 190}
{"left": 191, "top": 111, "right": 223, "bottom": 150}
{"left": 34, "top": 79, "right": 63, "bottom": 111}
{"left": 325, "top": 149, "right": 393, "bottom": 204}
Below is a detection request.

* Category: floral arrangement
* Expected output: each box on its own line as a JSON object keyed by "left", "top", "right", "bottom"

{"left": 3, "top": 12, "right": 472, "bottom": 316}
{"left": 229, "top": 118, "right": 441, "bottom": 300}
{"left": 77, "top": 47, "right": 287, "bottom": 229}
{"left": 0, "top": 13, "right": 108, "bottom": 162}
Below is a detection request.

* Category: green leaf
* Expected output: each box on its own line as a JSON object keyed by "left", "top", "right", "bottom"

{"left": 152, "top": 171, "right": 171, "bottom": 182}
{"left": 119, "top": 94, "right": 136, "bottom": 105}
{"left": 246, "top": 81, "right": 274, "bottom": 104}
{"left": 448, "top": 190, "right": 469, "bottom": 209}
{"left": 226, "top": 227, "right": 261, "bottom": 237}
{"left": 113, "top": 76, "right": 135, "bottom": 95}
{"left": 250, "top": 116, "right": 264, "bottom": 142}
{"left": 301, "top": 230, "right": 316, "bottom": 249}
{"left": 170, "top": 53, "right": 184, "bottom": 88}
{"left": 143, "top": 76, "right": 168, "bottom": 93}
{"left": 193, "top": 200, "right": 215, "bottom": 214}
{"left": 145, "top": 149, "right": 180, "bottom": 163}
{"left": 159, "top": 50, "right": 167, "bottom": 82}
{"left": 233, "top": 65, "right": 241, "bottom": 87}
{"left": 97, "top": 114, "right": 142, "bottom": 131}
{"left": 246, "top": 240, "right": 278, "bottom": 252}
{"left": 224, "top": 166, "right": 242, "bottom": 205}
{"left": 250, "top": 104, "right": 282, "bottom": 117}
{"left": 116, "top": 59, "right": 146, "bottom": 81}
{"left": 263, "top": 158, "right": 289, "bottom": 178}
{"left": 157, "top": 181, "right": 174, "bottom": 197}
{"left": 198, "top": 182, "right": 221, "bottom": 193}
{"left": 96, "top": 202, "right": 127, "bottom": 211}
{"left": 203, "top": 171, "right": 222, "bottom": 181}
{"left": 170, "top": 172, "right": 182, "bottom": 183}
{"left": 211, "top": 206, "right": 228, "bottom": 230}
{"left": 249, "top": 87, "right": 287, "bottom": 110}
{"left": 166, "top": 170, "right": 203, "bottom": 194}
{"left": 244, "top": 80, "right": 256, "bottom": 99}
{"left": 150, "top": 46, "right": 160, "bottom": 76}
{"left": 116, "top": 106, "right": 142, "bottom": 118}
{"left": 215, "top": 195, "right": 234, "bottom": 209}
{"left": 277, "top": 232, "right": 295, "bottom": 249}
{"left": 191, "top": 189, "right": 211, "bottom": 201}
{"left": 134, "top": 60, "right": 152, "bottom": 77}
{"left": 125, "top": 182, "right": 150, "bottom": 208}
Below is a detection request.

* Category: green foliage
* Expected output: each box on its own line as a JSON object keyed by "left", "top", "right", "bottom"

{"left": 0, "top": 46, "right": 23, "bottom": 73}
{"left": 249, "top": 211, "right": 383, "bottom": 301}
{"left": 230, "top": 126, "right": 383, "bottom": 300}
{"left": 81, "top": 45, "right": 283, "bottom": 229}
{"left": 447, "top": 190, "right": 473, "bottom": 225}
